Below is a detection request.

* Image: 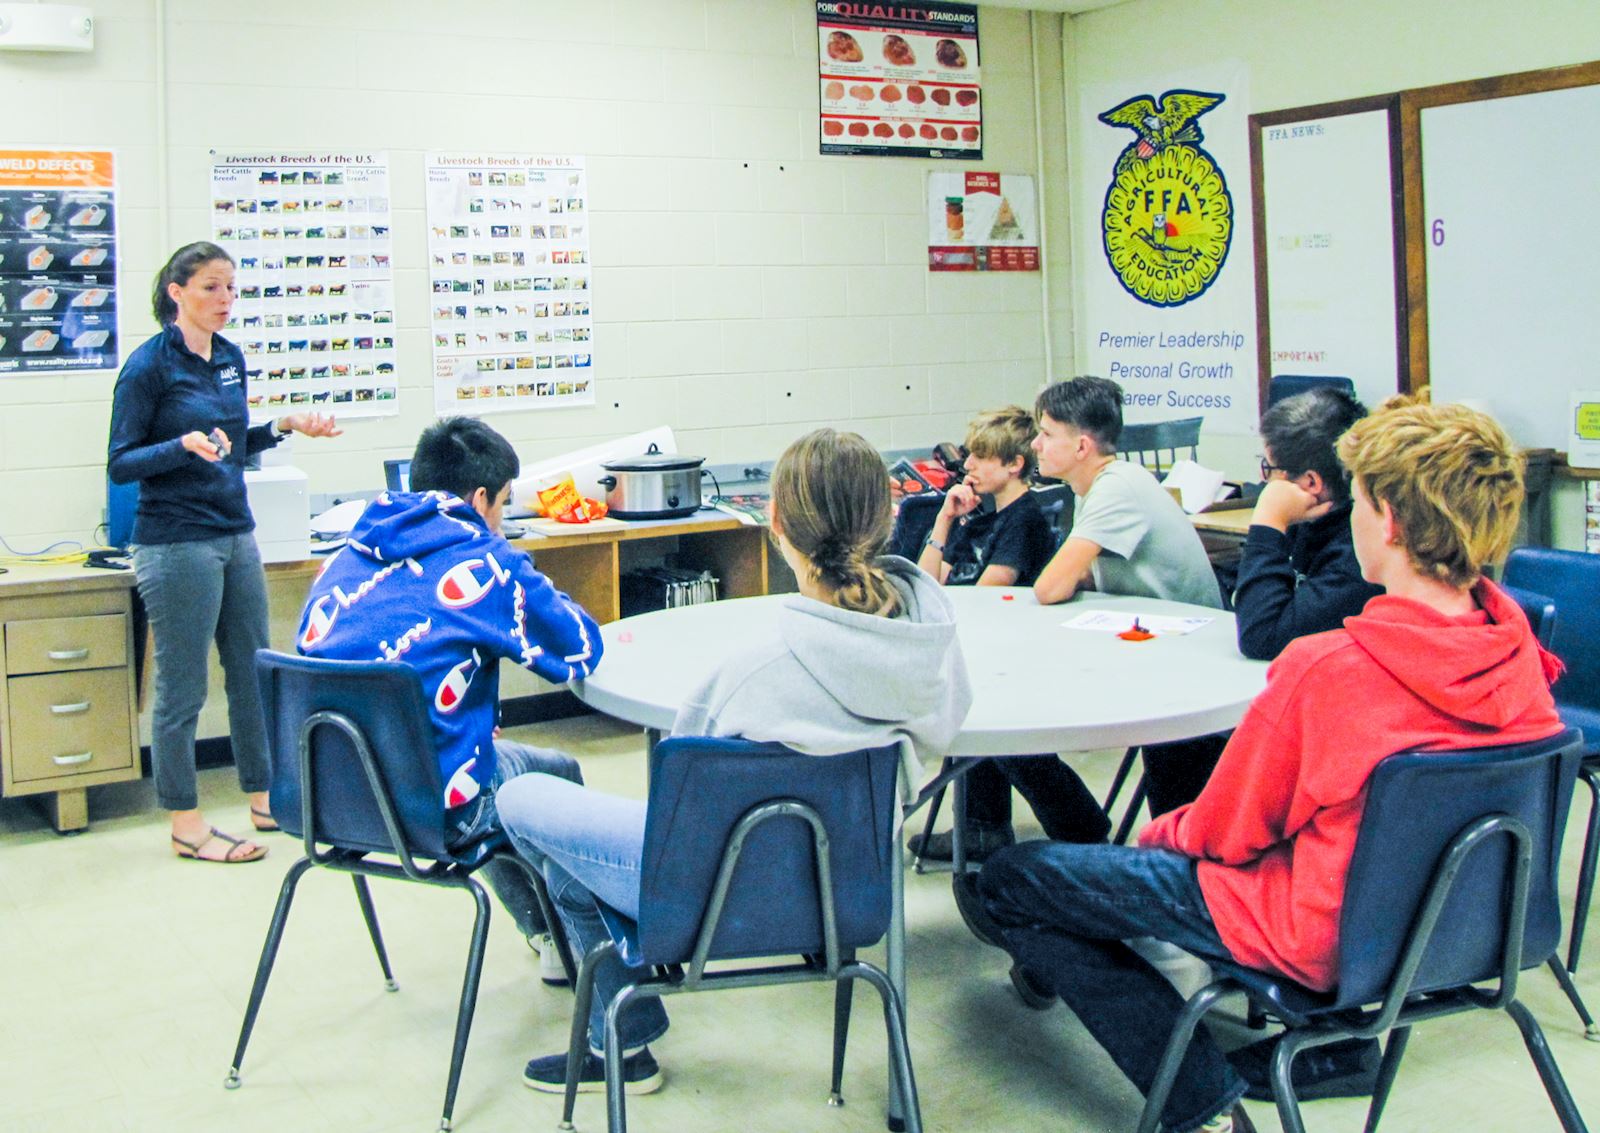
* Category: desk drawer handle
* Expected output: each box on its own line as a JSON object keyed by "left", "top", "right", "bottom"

{"left": 51, "top": 701, "right": 92, "bottom": 716}
{"left": 52, "top": 752, "right": 93, "bottom": 767}
{"left": 47, "top": 648, "right": 91, "bottom": 662}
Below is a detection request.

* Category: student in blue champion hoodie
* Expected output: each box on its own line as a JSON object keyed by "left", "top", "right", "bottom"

{"left": 297, "top": 417, "right": 602, "bottom": 964}
{"left": 109, "top": 241, "right": 342, "bottom": 865}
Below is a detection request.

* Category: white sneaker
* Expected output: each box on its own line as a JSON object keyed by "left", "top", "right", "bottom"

{"left": 528, "top": 932, "right": 569, "bottom": 986}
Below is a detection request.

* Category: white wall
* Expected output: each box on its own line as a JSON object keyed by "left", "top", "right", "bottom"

{"left": 0, "top": 0, "right": 1067, "bottom": 549}
{"left": 1059, "top": 0, "right": 1600, "bottom": 486}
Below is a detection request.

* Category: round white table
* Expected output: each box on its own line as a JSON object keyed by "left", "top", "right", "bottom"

{"left": 574, "top": 587, "right": 1268, "bottom": 755}
{"left": 570, "top": 587, "right": 1268, "bottom": 1129}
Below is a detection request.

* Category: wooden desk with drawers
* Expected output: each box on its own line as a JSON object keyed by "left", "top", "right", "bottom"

{"left": 0, "top": 563, "right": 141, "bottom": 833}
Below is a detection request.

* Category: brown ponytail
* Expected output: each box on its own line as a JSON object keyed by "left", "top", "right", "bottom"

{"left": 771, "top": 429, "right": 901, "bottom": 617}
{"left": 152, "top": 241, "right": 233, "bottom": 325}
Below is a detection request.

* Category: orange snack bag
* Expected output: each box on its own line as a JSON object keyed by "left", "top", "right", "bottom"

{"left": 535, "top": 474, "right": 584, "bottom": 522}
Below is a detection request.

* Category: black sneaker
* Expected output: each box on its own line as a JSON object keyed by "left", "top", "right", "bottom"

{"left": 1008, "top": 962, "right": 1057, "bottom": 1010}
{"left": 907, "top": 824, "right": 1015, "bottom": 863}
{"left": 951, "top": 872, "right": 1005, "bottom": 949}
{"left": 523, "top": 1047, "right": 664, "bottom": 1095}
{"left": 1227, "top": 1035, "right": 1379, "bottom": 1102}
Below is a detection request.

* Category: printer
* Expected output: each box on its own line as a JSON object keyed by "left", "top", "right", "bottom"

{"left": 245, "top": 465, "right": 309, "bottom": 563}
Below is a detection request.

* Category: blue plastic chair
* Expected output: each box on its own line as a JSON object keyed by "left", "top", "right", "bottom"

{"left": 1268, "top": 374, "right": 1357, "bottom": 406}
{"left": 228, "top": 651, "right": 560, "bottom": 1132}
{"left": 1504, "top": 547, "right": 1600, "bottom": 973}
{"left": 889, "top": 491, "right": 944, "bottom": 561}
{"left": 1138, "top": 729, "right": 1591, "bottom": 1133}
{"left": 557, "top": 737, "right": 922, "bottom": 1133}
{"left": 1501, "top": 584, "right": 1558, "bottom": 650}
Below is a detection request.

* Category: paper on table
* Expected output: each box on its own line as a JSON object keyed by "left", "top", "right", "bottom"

{"left": 1160, "top": 459, "right": 1232, "bottom": 515}
{"left": 1062, "top": 611, "right": 1213, "bottom": 636}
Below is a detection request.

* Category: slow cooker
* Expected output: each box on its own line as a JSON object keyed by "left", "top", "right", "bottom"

{"left": 598, "top": 444, "right": 706, "bottom": 519}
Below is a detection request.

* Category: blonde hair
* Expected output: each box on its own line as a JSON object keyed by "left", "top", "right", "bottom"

{"left": 965, "top": 405, "right": 1037, "bottom": 480}
{"left": 771, "top": 429, "right": 901, "bottom": 617}
{"left": 1337, "top": 394, "right": 1523, "bottom": 588}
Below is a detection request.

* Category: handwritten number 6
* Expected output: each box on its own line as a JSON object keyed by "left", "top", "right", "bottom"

{"left": 1431, "top": 219, "right": 1445, "bottom": 247}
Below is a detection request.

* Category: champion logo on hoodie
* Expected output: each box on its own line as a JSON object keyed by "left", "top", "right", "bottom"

{"left": 300, "top": 595, "right": 338, "bottom": 648}
{"left": 435, "top": 648, "right": 481, "bottom": 714}
{"left": 443, "top": 756, "right": 481, "bottom": 808}
{"left": 437, "top": 553, "right": 510, "bottom": 609}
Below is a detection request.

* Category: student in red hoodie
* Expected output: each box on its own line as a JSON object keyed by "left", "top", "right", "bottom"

{"left": 970, "top": 396, "right": 1563, "bottom": 1133}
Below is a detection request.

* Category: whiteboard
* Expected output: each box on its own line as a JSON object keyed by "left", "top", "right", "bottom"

{"left": 1260, "top": 108, "right": 1399, "bottom": 411}
{"left": 1423, "top": 84, "right": 1600, "bottom": 449}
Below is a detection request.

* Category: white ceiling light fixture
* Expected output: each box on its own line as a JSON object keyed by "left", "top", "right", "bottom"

{"left": 0, "top": 4, "right": 95, "bottom": 52}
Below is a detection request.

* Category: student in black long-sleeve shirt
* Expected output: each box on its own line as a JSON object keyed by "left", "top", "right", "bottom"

{"left": 1234, "top": 387, "right": 1382, "bottom": 659}
{"left": 108, "top": 241, "right": 341, "bottom": 863}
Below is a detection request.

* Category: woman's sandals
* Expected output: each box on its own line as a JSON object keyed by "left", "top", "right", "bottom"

{"left": 172, "top": 827, "right": 268, "bottom": 863}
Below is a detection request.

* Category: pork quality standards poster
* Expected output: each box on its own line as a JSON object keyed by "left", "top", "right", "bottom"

{"left": 818, "top": 2, "right": 981, "bottom": 159}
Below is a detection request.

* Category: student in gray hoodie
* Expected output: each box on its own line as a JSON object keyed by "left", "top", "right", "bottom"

{"left": 498, "top": 428, "right": 973, "bottom": 1096}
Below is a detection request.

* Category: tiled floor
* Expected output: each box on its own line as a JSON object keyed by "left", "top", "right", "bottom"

{"left": 2, "top": 715, "right": 1596, "bottom": 1132}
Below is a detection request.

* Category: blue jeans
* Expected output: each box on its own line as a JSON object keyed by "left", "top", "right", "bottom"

{"left": 134, "top": 534, "right": 272, "bottom": 810}
{"left": 447, "top": 740, "right": 582, "bottom": 939}
{"left": 495, "top": 773, "right": 670, "bottom": 1053}
{"left": 978, "top": 842, "right": 1247, "bottom": 1133}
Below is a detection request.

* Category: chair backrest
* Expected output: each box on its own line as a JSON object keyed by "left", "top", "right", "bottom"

{"left": 1118, "top": 417, "right": 1201, "bottom": 474}
{"left": 107, "top": 474, "right": 138, "bottom": 549}
{"left": 1268, "top": 374, "right": 1357, "bottom": 406}
{"left": 630, "top": 737, "right": 902, "bottom": 967}
{"left": 1504, "top": 547, "right": 1600, "bottom": 716}
{"left": 1334, "top": 728, "right": 1583, "bottom": 1007}
{"left": 256, "top": 649, "right": 456, "bottom": 862}
{"left": 1500, "top": 584, "right": 1557, "bottom": 651}
{"left": 1031, "top": 483, "right": 1075, "bottom": 547}
{"left": 889, "top": 492, "right": 944, "bottom": 561}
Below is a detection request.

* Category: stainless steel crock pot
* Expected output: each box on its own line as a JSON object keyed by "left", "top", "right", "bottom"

{"left": 598, "top": 444, "right": 705, "bottom": 519}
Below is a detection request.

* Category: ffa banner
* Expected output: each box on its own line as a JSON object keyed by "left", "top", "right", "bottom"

{"left": 1078, "top": 63, "right": 1256, "bottom": 435}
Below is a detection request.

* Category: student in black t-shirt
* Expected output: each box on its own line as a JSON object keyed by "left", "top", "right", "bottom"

{"left": 917, "top": 406, "right": 1056, "bottom": 588}
{"left": 912, "top": 407, "right": 1059, "bottom": 863}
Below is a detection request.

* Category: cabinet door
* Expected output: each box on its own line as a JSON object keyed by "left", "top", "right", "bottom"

{"left": 6, "top": 669, "right": 135, "bottom": 783}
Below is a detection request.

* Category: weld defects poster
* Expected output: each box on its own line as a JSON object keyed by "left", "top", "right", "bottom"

{"left": 1077, "top": 65, "right": 1257, "bottom": 434}
{"left": 0, "top": 149, "right": 119, "bottom": 374}
{"left": 818, "top": 1, "right": 981, "bottom": 159}
{"left": 210, "top": 151, "right": 398, "bottom": 419}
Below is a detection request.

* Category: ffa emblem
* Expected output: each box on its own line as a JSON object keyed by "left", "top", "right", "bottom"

{"left": 1098, "top": 89, "right": 1232, "bottom": 307}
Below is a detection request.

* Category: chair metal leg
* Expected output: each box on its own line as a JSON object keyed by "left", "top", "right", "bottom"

{"left": 1363, "top": 1026, "right": 1411, "bottom": 1133}
{"left": 437, "top": 878, "right": 492, "bottom": 1133}
{"left": 561, "top": 940, "right": 614, "bottom": 1131}
{"left": 351, "top": 875, "right": 398, "bottom": 991}
{"left": 1567, "top": 764, "right": 1600, "bottom": 973}
{"left": 829, "top": 961, "right": 855, "bottom": 1106}
{"left": 886, "top": 817, "right": 908, "bottom": 1132}
{"left": 1102, "top": 745, "right": 1140, "bottom": 813}
{"left": 847, "top": 961, "right": 924, "bottom": 1133}
{"left": 950, "top": 771, "right": 969, "bottom": 876}
{"left": 225, "top": 856, "right": 313, "bottom": 1090}
{"left": 1136, "top": 980, "right": 1234, "bottom": 1133}
{"left": 604, "top": 984, "right": 651, "bottom": 1133}
{"left": 510, "top": 852, "right": 577, "bottom": 986}
{"left": 1546, "top": 956, "right": 1600, "bottom": 1041}
{"left": 1112, "top": 776, "right": 1147, "bottom": 846}
{"left": 1506, "top": 998, "right": 1592, "bottom": 1133}
{"left": 911, "top": 760, "right": 951, "bottom": 875}
{"left": 1268, "top": 1029, "right": 1312, "bottom": 1133}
